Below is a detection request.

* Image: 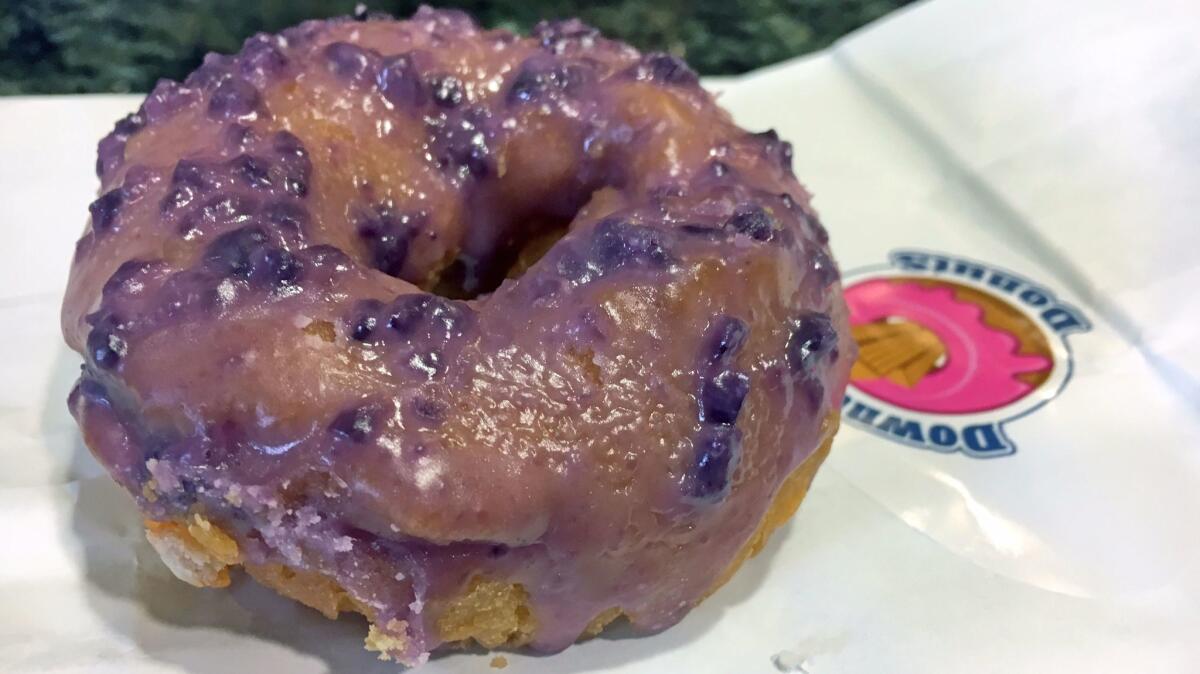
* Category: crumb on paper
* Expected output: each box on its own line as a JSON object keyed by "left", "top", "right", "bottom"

{"left": 771, "top": 650, "right": 810, "bottom": 673}
{"left": 490, "top": 655, "right": 508, "bottom": 669}
{"left": 771, "top": 631, "right": 846, "bottom": 672}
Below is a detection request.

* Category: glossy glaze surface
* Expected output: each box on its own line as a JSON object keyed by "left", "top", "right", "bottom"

{"left": 62, "top": 7, "right": 854, "bottom": 664}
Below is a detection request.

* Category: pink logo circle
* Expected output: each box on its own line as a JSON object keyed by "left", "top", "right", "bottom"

{"left": 845, "top": 278, "right": 1052, "bottom": 415}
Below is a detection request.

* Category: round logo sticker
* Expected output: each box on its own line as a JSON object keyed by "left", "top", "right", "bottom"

{"left": 841, "top": 250, "right": 1090, "bottom": 457}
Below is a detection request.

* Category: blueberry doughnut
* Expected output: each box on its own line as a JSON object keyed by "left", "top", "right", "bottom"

{"left": 62, "top": 7, "right": 854, "bottom": 665}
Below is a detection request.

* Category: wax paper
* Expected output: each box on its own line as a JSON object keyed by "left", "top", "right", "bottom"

{"left": 2, "top": 0, "right": 1198, "bottom": 671}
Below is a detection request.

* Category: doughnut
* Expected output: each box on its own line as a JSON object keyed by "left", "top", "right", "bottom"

{"left": 61, "top": 6, "right": 855, "bottom": 665}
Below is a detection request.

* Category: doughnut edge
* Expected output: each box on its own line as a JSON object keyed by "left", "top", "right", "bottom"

{"left": 137, "top": 412, "right": 840, "bottom": 660}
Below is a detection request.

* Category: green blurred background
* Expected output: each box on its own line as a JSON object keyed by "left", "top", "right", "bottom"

{"left": 0, "top": 0, "right": 915, "bottom": 95}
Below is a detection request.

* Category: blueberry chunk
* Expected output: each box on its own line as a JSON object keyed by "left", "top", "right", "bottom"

{"left": 351, "top": 314, "right": 379, "bottom": 341}
{"left": 186, "top": 53, "right": 233, "bottom": 89}
{"left": 704, "top": 316, "right": 749, "bottom": 367}
{"left": 358, "top": 209, "right": 417, "bottom": 277}
{"left": 171, "top": 159, "right": 215, "bottom": 189}
{"left": 113, "top": 113, "right": 144, "bottom": 137}
{"left": 786, "top": 312, "right": 838, "bottom": 373}
{"left": 197, "top": 193, "right": 258, "bottom": 226}
{"left": 590, "top": 222, "right": 632, "bottom": 271}
{"left": 329, "top": 405, "right": 378, "bottom": 442}
{"left": 809, "top": 213, "right": 830, "bottom": 244}
{"left": 225, "top": 123, "right": 258, "bottom": 151}
{"left": 349, "top": 299, "right": 385, "bottom": 341}
{"left": 750, "top": 129, "right": 794, "bottom": 172}
{"left": 555, "top": 249, "right": 589, "bottom": 283}
{"left": 427, "top": 298, "right": 470, "bottom": 337}
{"left": 102, "top": 259, "right": 153, "bottom": 297}
{"left": 231, "top": 154, "right": 272, "bottom": 189}
{"left": 679, "top": 223, "right": 726, "bottom": 239}
{"left": 142, "top": 79, "right": 198, "bottom": 122}
{"left": 87, "top": 324, "right": 127, "bottom": 370}
{"left": 89, "top": 189, "right": 124, "bottom": 233}
{"left": 411, "top": 396, "right": 446, "bottom": 423}
{"left": 430, "top": 75, "right": 464, "bottom": 108}
{"left": 97, "top": 112, "right": 144, "bottom": 177}
{"left": 96, "top": 136, "right": 126, "bottom": 179}
{"left": 204, "top": 226, "right": 268, "bottom": 277}
{"left": 262, "top": 201, "right": 309, "bottom": 235}
{"left": 630, "top": 52, "right": 698, "bottom": 86}
{"left": 507, "top": 56, "right": 592, "bottom": 104}
{"left": 726, "top": 205, "right": 773, "bottom": 241}
{"left": 378, "top": 53, "right": 426, "bottom": 107}
{"left": 272, "top": 130, "right": 308, "bottom": 160}
{"left": 811, "top": 250, "right": 840, "bottom": 287}
{"left": 690, "top": 426, "right": 742, "bottom": 501}
{"left": 272, "top": 131, "right": 311, "bottom": 196}
{"left": 507, "top": 64, "right": 548, "bottom": 103}
{"left": 255, "top": 248, "right": 301, "bottom": 286}
{"left": 532, "top": 19, "right": 600, "bottom": 54}
{"left": 388, "top": 294, "right": 434, "bottom": 336}
{"left": 700, "top": 369, "right": 750, "bottom": 425}
{"left": 240, "top": 34, "right": 288, "bottom": 79}
{"left": 207, "top": 77, "right": 261, "bottom": 119}
{"left": 323, "top": 42, "right": 372, "bottom": 81}
{"left": 590, "top": 219, "right": 673, "bottom": 272}
{"left": 412, "top": 6, "right": 476, "bottom": 30}
{"left": 304, "top": 244, "right": 351, "bottom": 269}
{"left": 386, "top": 293, "right": 472, "bottom": 343}
{"left": 428, "top": 110, "right": 491, "bottom": 178}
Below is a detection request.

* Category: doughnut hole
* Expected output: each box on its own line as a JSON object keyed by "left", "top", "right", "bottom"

{"left": 428, "top": 216, "right": 571, "bottom": 299}
{"left": 428, "top": 118, "right": 589, "bottom": 297}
